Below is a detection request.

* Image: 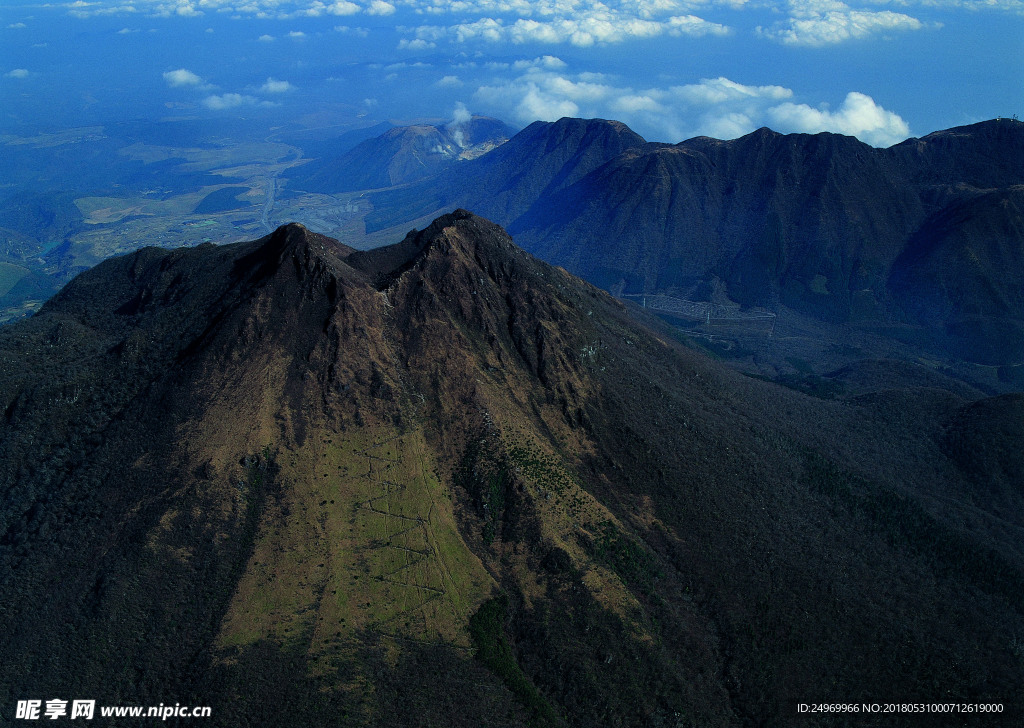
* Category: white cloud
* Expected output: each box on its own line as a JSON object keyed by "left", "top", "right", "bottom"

{"left": 505, "top": 18, "right": 563, "bottom": 44}
{"left": 260, "top": 77, "right": 294, "bottom": 92}
{"left": 473, "top": 69, "right": 909, "bottom": 146}
{"left": 366, "top": 0, "right": 395, "bottom": 15}
{"left": 516, "top": 83, "right": 580, "bottom": 120}
{"left": 666, "top": 14, "right": 731, "bottom": 36}
{"left": 470, "top": 55, "right": 568, "bottom": 71}
{"left": 163, "top": 68, "right": 205, "bottom": 87}
{"left": 288, "top": 30, "right": 306, "bottom": 38}
{"left": 384, "top": 61, "right": 431, "bottom": 69}
{"left": 612, "top": 94, "right": 665, "bottom": 114}
{"left": 545, "top": 75, "right": 614, "bottom": 103}
{"left": 328, "top": 1, "right": 360, "bottom": 15}
{"left": 398, "top": 38, "right": 436, "bottom": 49}
{"left": 202, "top": 92, "right": 261, "bottom": 109}
{"left": 61, "top": 0, "right": 1021, "bottom": 24}
{"left": 295, "top": 1, "right": 327, "bottom": 16}
{"left": 157, "top": 1, "right": 202, "bottom": 17}
{"left": 7, "top": 22, "right": 27, "bottom": 29}
{"left": 405, "top": 0, "right": 744, "bottom": 21}
{"left": 924, "top": 0, "right": 1024, "bottom": 10}
{"left": 436, "top": 74, "right": 463, "bottom": 87}
{"left": 671, "top": 77, "right": 792, "bottom": 105}
{"left": 258, "top": 33, "right": 275, "bottom": 41}
{"left": 68, "top": 3, "right": 137, "bottom": 18}
{"left": 485, "top": 16, "right": 669, "bottom": 45}
{"left": 533, "top": 55, "right": 567, "bottom": 69}
{"left": 334, "top": 25, "right": 370, "bottom": 35}
{"left": 400, "top": 2, "right": 730, "bottom": 48}
{"left": 758, "top": 0, "right": 926, "bottom": 46}
{"left": 5, "top": 69, "right": 30, "bottom": 79}
{"left": 117, "top": 26, "right": 138, "bottom": 33}
{"left": 476, "top": 76, "right": 591, "bottom": 123}
{"left": 452, "top": 17, "right": 505, "bottom": 42}
{"left": 699, "top": 111, "right": 757, "bottom": 140}
{"left": 766, "top": 91, "right": 911, "bottom": 146}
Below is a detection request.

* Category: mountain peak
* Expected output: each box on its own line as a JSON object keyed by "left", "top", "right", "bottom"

{"left": 233, "top": 221, "right": 355, "bottom": 284}
{"left": 413, "top": 206, "right": 477, "bottom": 236}
{"left": 267, "top": 221, "right": 310, "bottom": 254}
{"left": 251, "top": 221, "right": 333, "bottom": 258}
{"left": 524, "top": 116, "right": 647, "bottom": 147}
{"left": 364, "top": 117, "right": 649, "bottom": 233}
{"left": 347, "top": 209, "right": 521, "bottom": 289}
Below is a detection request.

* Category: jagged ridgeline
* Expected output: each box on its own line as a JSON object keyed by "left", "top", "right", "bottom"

{"left": 359, "top": 118, "right": 1024, "bottom": 368}
{"left": 0, "top": 212, "right": 1022, "bottom": 726}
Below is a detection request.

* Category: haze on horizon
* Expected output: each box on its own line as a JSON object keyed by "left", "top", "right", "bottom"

{"left": 1, "top": 0, "right": 1022, "bottom": 149}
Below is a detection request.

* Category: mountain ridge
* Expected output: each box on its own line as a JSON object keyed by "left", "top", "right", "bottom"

{"left": 1, "top": 212, "right": 1022, "bottom": 726}
{"left": 350, "top": 117, "right": 1024, "bottom": 368}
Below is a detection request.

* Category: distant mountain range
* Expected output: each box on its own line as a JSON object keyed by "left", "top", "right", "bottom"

{"left": 328, "top": 117, "right": 1024, "bottom": 367}
{"left": 1, "top": 212, "right": 1021, "bottom": 726}
{"left": 291, "top": 115, "right": 517, "bottom": 192}
{"left": 4, "top": 115, "right": 1021, "bottom": 376}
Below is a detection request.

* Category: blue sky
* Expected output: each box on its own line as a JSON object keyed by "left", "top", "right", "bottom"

{"left": 1, "top": 0, "right": 1022, "bottom": 146}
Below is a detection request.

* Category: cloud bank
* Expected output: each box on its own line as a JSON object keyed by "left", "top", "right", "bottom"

{"left": 758, "top": 0, "right": 928, "bottom": 46}
{"left": 476, "top": 70, "right": 911, "bottom": 146}
{"left": 399, "top": 5, "right": 731, "bottom": 49}
{"left": 767, "top": 91, "right": 911, "bottom": 146}
{"left": 48, "top": 0, "right": 1000, "bottom": 147}
{"left": 60, "top": 0, "right": 1024, "bottom": 29}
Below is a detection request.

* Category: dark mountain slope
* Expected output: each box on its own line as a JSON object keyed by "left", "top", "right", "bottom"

{"left": 889, "top": 185, "right": 1024, "bottom": 364}
{"left": 362, "top": 117, "right": 647, "bottom": 233}
{"left": 889, "top": 119, "right": 1024, "bottom": 192}
{"left": 358, "top": 118, "right": 1024, "bottom": 368}
{"left": 514, "top": 129, "right": 921, "bottom": 309}
{"left": 0, "top": 213, "right": 1022, "bottom": 726}
{"left": 514, "top": 127, "right": 925, "bottom": 320}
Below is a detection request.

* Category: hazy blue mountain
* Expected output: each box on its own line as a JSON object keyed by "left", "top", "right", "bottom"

{"left": 291, "top": 116, "right": 518, "bottom": 192}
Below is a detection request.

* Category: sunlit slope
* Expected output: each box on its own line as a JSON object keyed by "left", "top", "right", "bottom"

{"left": 217, "top": 427, "right": 494, "bottom": 652}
